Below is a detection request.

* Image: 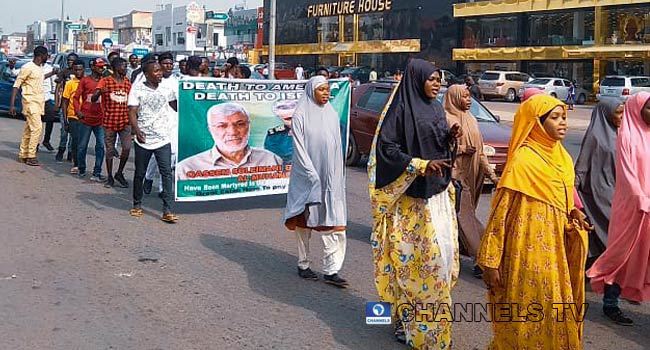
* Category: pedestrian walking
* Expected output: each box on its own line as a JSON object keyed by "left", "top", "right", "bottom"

{"left": 128, "top": 60, "right": 178, "bottom": 223}
{"left": 92, "top": 57, "right": 132, "bottom": 188}
{"left": 40, "top": 60, "right": 59, "bottom": 152}
{"left": 368, "top": 59, "right": 461, "bottom": 348}
{"left": 55, "top": 53, "right": 79, "bottom": 162}
{"left": 392, "top": 69, "right": 402, "bottom": 81}
{"left": 574, "top": 98, "right": 624, "bottom": 259}
{"left": 143, "top": 52, "right": 178, "bottom": 196}
{"left": 479, "top": 94, "right": 591, "bottom": 349}
{"left": 567, "top": 81, "right": 576, "bottom": 110}
{"left": 587, "top": 92, "right": 650, "bottom": 326}
{"left": 9, "top": 46, "right": 49, "bottom": 166}
{"left": 368, "top": 67, "right": 377, "bottom": 82}
{"left": 126, "top": 53, "right": 139, "bottom": 81}
{"left": 60, "top": 59, "right": 85, "bottom": 174}
{"left": 74, "top": 58, "right": 107, "bottom": 181}
{"left": 443, "top": 84, "right": 498, "bottom": 278}
{"left": 295, "top": 63, "right": 304, "bottom": 80}
{"left": 283, "top": 76, "right": 348, "bottom": 288}
{"left": 465, "top": 76, "right": 482, "bottom": 100}
{"left": 200, "top": 57, "right": 210, "bottom": 77}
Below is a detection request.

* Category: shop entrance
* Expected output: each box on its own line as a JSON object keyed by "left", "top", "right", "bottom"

{"left": 339, "top": 53, "right": 356, "bottom": 67}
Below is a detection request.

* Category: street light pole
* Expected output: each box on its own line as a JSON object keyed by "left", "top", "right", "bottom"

{"left": 269, "top": 0, "right": 276, "bottom": 80}
{"left": 59, "top": 0, "right": 64, "bottom": 52}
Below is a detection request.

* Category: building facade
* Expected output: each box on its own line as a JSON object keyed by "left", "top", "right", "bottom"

{"left": 261, "top": 0, "right": 461, "bottom": 73}
{"left": 152, "top": 4, "right": 227, "bottom": 55}
{"left": 113, "top": 10, "right": 153, "bottom": 48}
{"left": 26, "top": 21, "right": 47, "bottom": 53}
{"left": 45, "top": 19, "right": 74, "bottom": 53}
{"left": 1, "top": 33, "right": 27, "bottom": 55}
{"left": 85, "top": 18, "right": 115, "bottom": 53}
{"left": 453, "top": 0, "right": 650, "bottom": 94}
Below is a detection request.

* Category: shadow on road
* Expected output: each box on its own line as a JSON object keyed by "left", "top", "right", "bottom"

{"left": 199, "top": 234, "right": 402, "bottom": 350}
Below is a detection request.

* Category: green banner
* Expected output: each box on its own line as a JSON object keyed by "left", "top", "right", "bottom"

{"left": 176, "top": 78, "right": 351, "bottom": 201}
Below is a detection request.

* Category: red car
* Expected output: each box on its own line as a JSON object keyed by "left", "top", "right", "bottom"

{"left": 347, "top": 82, "right": 511, "bottom": 180}
{"left": 272, "top": 62, "right": 295, "bottom": 80}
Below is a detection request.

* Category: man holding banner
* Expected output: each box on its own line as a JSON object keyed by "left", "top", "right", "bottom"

{"left": 176, "top": 102, "right": 282, "bottom": 179}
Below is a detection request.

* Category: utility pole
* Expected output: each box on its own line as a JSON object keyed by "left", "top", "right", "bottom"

{"left": 59, "top": 0, "right": 64, "bottom": 52}
{"left": 269, "top": 0, "right": 276, "bottom": 80}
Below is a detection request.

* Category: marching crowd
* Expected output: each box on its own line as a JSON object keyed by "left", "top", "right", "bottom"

{"left": 6, "top": 46, "right": 650, "bottom": 350}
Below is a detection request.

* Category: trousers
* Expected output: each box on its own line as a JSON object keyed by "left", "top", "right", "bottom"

{"left": 295, "top": 227, "right": 346, "bottom": 275}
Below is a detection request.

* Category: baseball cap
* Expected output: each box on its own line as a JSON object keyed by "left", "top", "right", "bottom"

{"left": 93, "top": 58, "right": 107, "bottom": 67}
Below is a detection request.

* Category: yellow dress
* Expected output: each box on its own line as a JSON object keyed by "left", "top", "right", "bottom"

{"left": 479, "top": 188, "right": 586, "bottom": 350}
{"left": 478, "top": 94, "right": 588, "bottom": 350}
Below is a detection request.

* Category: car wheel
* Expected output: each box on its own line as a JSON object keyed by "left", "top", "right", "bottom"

{"left": 505, "top": 89, "right": 516, "bottom": 102}
{"left": 346, "top": 134, "right": 361, "bottom": 166}
{"left": 577, "top": 93, "right": 586, "bottom": 105}
{"left": 550, "top": 92, "right": 557, "bottom": 98}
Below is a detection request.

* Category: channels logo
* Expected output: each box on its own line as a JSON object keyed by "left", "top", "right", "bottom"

{"left": 366, "top": 302, "right": 391, "bottom": 325}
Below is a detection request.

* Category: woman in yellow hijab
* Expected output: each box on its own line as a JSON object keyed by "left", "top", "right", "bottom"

{"left": 478, "top": 94, "right": 591, "bottom": 349}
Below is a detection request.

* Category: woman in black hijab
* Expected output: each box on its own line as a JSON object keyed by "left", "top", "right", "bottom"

{"left": 368, "top": 59, "right": 462, "bottom": 348}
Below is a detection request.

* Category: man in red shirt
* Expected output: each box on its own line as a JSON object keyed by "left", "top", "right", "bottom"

{"left": 92, "top": 57, "right": 132, "bottom": 188}
{"left": 74, "top": 58, "right": 106, "bottom": 181}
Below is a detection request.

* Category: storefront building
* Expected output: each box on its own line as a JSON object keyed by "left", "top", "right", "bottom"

{"left": 454, "top": 0, "right": 650, "bottom": 95}
{"left": 259, "top": 0, "right": 461, "bottom": 74}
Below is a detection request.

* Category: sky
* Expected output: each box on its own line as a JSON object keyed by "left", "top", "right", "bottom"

{"left": 0, "top": 0, "right": 263, "bottom": 34}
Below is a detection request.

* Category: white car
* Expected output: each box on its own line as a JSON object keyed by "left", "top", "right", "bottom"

{"left": 597, "top": 76, "right": 650, "bottom": 101}
{"left": 519, "top": 77, "right": 588, "bottom": 104}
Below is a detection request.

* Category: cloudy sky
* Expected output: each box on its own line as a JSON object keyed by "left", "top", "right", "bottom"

{"left": 0, "top": 0, "right": 264, "bottom": 34}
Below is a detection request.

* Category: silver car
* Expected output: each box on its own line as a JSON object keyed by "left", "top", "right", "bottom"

{"left": 597, "top": 76, "right": 650, "bottom": 101}
{"left": 519, "top": 77, "right": 588, "bottom": 104}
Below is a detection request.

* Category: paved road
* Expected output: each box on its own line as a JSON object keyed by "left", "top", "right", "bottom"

{"left": 0, "top": 114, "right": 648, "bottom": 350}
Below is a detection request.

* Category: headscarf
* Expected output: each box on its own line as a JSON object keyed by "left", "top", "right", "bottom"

{"left": 283, "top": 76, "right": 339, "bottom": 221}
{"left": 498, "top": 94, "right": 575, "bottom": 211}
{"left": 443, "top": 84, "right": 469, "bottom": 120}
{"left": 522, "top": 88, "right": 544, "bottom": 102}
{"left": 375, "top": 59, "right": 452, "bottom": 199}
{"left": 615, "top": 92, "right": 650, "bottom": 206}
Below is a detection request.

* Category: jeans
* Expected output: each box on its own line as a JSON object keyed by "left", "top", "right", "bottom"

{"left": 58, "top": 117, "right": 72, "bottom": 151}
{"left": 43, "top": 121, "right": 54, "bottom": 143}
{"left": 77, "top": 123, "right": 105, "bottom": 176}
{"left": 67, "top": 119, "right": 81, "bottom": 167}
{"left": 603, "top": 283, "right": 621, "bottom": 308}
{"left": 133, "top": 143, "right": 173, "bottom": 213}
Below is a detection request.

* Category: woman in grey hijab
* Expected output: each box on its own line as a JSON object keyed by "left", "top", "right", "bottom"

{"left": 283, "top": 76, "right": 348, "bottom": 288}
{"left": 575, "top": 97, "right": 624, "bottom": 259}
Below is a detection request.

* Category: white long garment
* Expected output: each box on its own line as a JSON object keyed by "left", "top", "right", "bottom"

{"left": 283, "top": 77, "right": 347, "bottom": 227}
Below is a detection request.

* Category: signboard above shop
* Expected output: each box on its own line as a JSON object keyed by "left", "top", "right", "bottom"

{"left": 306, "top": 0, "right": 393, "bottom": 18}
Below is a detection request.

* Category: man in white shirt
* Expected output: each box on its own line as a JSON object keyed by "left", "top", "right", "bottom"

{"left": 295, "top": 64, "right": 304, "bottom": 80}
{"left": 128, "top": 60, "right": 178, "bottom": 223}
{"left": 41, "top": 62, "right": 59, "bottom": 151}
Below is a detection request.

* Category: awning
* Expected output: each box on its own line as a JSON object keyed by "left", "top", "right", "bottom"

{"left": 565, "top": 45, "right": 650, "bottom": 54}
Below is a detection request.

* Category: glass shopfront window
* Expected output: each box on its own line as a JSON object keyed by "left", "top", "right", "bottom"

{"left": 461, "top": 16, "right": 518, "bottom": 48}
{"left": 602, "top": 4, "right": 650, "bottom": 45}
{"left": 318, "top": 17, "right": 339, "bottom": 43}
{"left": 359, "top": 13, "right": 384, "bottom": 41}
{"left": 343, "top": 15, "right": 354, "bottom": 42}
{"left": 527, "top": 11, "right": 595, "bottom": 46}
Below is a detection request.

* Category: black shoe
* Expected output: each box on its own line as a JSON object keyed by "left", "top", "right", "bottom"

{"left": 472, "top": 264, "right": 483, "bottom": 279}
{"left": 603, "top": 307, "right": 634, "bottom": 326}
{"left": 42, "top": 142, "right": 54, "bottom": 151}
{"left": 104, "top": 177, "right": 115, "bottom": 188}
{"left": 298, "top": 267, "right": 318, "bottom": 281}
{"left": 55, "top": 149, "right": 64, "bottom": 163}
{"left": 114, "top": 173, "right": 129, "bottom": 188}
{"left": 143, "top": 179, "right": 153, "bottom": 194}
{"left": 323, "top": 273, "right": 349, "bottom": 288}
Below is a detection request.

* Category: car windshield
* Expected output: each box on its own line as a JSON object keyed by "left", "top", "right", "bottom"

{"left": 340, "top": 68, "right": 356, "bottom": 75}
{"left": 529, "top": 78, "right": 551, "bottom": 85}
{"left": 436, "top": 91, "right": 497, "bottom": 123}
{"left": 601, "top": 78, "right": 625, "bottom": 87}
{"left": 480, "top": 72, "right": 500, "bottom": 81}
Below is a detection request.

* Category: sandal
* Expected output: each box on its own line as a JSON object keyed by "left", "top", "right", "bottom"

{"left": 129, "top": 208, "right": 144, "bottom": 217}
{"left": 161, "top": 213, "right": 179, "bottom": 223}
{"left": 70, "top": 167, "right": 79, "bottom": 174}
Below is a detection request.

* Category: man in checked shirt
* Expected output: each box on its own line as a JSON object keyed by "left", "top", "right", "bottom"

{"left": 92, "top": 57, "right": 132, "bottom": 188}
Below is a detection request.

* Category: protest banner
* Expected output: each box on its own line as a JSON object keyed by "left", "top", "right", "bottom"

{"left": 176, "top": 78, "right": 351, "bottom": 201}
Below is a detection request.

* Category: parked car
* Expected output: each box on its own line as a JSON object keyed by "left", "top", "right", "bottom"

{"left": 0, "top": 59, "right": 29, "bottom": 115}
{"left": 270, "top": 62, "right": 295, "bottom": 79}
{"left": 478, "top": 70, "right": 532, "bottom": 102}
{"left": 340, "top": 66, "right": 372, "bottom": 84}
{"left": 440, "top": 69, "right": 459, "bottom": 87}
{"left": 597, "top": 75, "right": 650, "bottom": 101}
{"left": 51, "top": 52, "right": 103, "bottom": 75}
{"left": 327, "top": 66, "right": 344, "bottom": 77}
{"left": 347, "top": 82, "right": 511, "bottom": 181}
{"left": 0, "top": 52, "right": 6, "bottom": 62}
{"left": 518, "top": 77, "right": 588, "bottom": 104}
